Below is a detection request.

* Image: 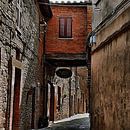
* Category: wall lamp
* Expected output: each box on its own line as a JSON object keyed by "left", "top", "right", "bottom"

{"left": 88, "top": 33, "right": 96, "bottom": 47}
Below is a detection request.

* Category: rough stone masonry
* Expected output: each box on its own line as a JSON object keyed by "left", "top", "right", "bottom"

{"left": 0, "top": 0, "right": 40, "bottom": 130}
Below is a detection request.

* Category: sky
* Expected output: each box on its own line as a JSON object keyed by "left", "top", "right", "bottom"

{"left": 50, "top": 0, "right": 89, "bottom": 3}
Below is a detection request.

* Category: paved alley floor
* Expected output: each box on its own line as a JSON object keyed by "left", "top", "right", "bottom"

{"left": 39, "top": 113, "right": 90, "bottom": 130}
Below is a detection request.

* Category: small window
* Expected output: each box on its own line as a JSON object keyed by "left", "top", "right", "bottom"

{"left": 16, "top": 48, "right": 20, "bottom": 60}
{"left": 59, "top": 17, "right": 72, "bottom": 38}
{"left": 16, "top": 0, "right": 22, "bottom": 29}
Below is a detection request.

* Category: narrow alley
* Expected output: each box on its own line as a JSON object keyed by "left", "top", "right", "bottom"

{"left": 0, "top": 0, "right": 130, "bottom": 130}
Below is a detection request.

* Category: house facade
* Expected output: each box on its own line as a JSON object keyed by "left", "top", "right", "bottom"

{"left": 0, "top": 0, "right": 52, "bottom": 130}
{"left": 47, "top": 66, "right": 88, "bottom": 121}
{"left": 90, "top": 0, "right": 130, "bottom": 130}
{"left": 44, "top": 1, "right": 92, "bottom": 122}
{"left": 46, "top": 1, "right": 92, "bottom": 61}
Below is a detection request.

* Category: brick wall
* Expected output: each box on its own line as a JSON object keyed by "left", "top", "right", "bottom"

{"left": 45, "top": 3, "right": 91, "bottom": 121}
{"left": 86, "top": 5, "right": 92, "bottom": 33}
{"left": 46, "top": 5, "right": 88, "bottom": 54}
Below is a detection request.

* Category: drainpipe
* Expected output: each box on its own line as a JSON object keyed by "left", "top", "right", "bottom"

{"left": 87, "top": 46, "right": 92, "bottom": 129}
{"left": 43, "top": 21, "right": 48, "bottom": 119}
{"left": 87, "top": 47, "right": 91, "bottom": 112}
{"left": 39, "top": 19, "right": 48, "bottom": 128}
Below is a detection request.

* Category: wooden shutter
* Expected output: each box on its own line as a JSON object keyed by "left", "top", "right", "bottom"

{"left": 59, "top": 18, "right": 65, "bottom": 38}
{"left": 50, "top": 84, "right": 55, "bottom": 121}
{"left": 67, "top": 17, "right": 72, "bottom": 38}
{"left": 58, "top": 86, "right": 61, "bottom": 111}
{"left": 59, "top": 17, "right": 72, "bottom": 38}
{"left": 12, "top": 68, "right": 21, "bottom": 130}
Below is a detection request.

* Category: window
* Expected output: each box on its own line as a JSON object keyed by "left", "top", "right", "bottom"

{"left": 16, "top": 48, "right": 20, "bottom": 60}
{"left": 16, "top": 0, "right": 22, "bottom": 30}
{"left": 59, "top": 17, "right": 72, "bottom": 38}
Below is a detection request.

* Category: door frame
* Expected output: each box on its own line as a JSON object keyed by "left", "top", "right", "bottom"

{"left": 9, "top": 58, "right": 23, "bottom": 130}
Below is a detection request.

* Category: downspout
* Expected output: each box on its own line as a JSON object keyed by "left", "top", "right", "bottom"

{"left": 87, "top": 33, "right": 93, "bottom": 130}
{"left": 87, "top": 46, "right": 92, "bottom": 130}
{"left": 38, "top": 0, "right": 53, "bottom": 123}
{"left": 38, "top": 16, "right": 48, "bottom": 128}
{"left": 43, "top": 21, "right": 48, "bottom": 119}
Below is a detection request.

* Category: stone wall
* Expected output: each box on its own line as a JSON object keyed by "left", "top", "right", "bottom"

{"left": 91, "top": 3, "right": 130, "bottom": 130}
{"left": 0, "top": 0, "right": 40, "bottom": 129}
{"left": 52, "top": 67, "right": 88, "bottom": 121}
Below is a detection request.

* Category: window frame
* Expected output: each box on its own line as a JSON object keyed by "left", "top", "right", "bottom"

{"left": 59, "top": 17, "right": 72, "bottom": 39}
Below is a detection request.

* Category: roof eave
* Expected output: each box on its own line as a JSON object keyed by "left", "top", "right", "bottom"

{"left": 39, "top": 0, "right": 53, "bottom": 21}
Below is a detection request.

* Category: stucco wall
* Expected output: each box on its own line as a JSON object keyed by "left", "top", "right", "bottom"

{"left": 92, "top": 0, "right": 123, "bottom": 30}
{"left": 91, "top": 5, "right": 130, "bottom": 130}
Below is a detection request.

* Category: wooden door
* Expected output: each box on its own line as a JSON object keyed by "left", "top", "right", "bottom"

{"left": 12, "top": 68, "right": 21, "bottom": 130}
{"left": 49, "top": 83, "right": 54, "bottom": 121}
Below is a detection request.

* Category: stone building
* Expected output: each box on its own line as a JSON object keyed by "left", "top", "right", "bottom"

{"left": 43, "top": 1, "right": 92, "bottom": 122}
{"left": 0, "top": 0, "right": 52, "bottom": 130}
{"left": 89, "top": 0, "right": 130, "bottom": 130}
{"left": 47, "top": 66, "right": 88, "bottom": 121}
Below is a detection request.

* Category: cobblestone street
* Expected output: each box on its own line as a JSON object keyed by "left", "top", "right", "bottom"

{"left": 38, "top": 114, "right": 90, "bottom": 130}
